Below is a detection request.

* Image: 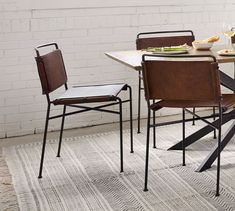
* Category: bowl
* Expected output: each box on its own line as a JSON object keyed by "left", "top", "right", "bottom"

{"left": 192, "top": 41, "right": 213, "bottom": 50}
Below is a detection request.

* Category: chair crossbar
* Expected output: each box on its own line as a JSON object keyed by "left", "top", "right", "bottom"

{"left": 185, "top": 108, "right": 219, "bottom": 130}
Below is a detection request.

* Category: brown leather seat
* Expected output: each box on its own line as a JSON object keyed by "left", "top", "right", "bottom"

{"left": 150, "top": 94, "right": 235, "bottom": 111}
{"left": 34, "top": 43, "right": 133, "bottom": 179}
{"left": 142, "top": 54, "right": 235, "bottom": 197}
{"left": 135, "top": 30, "right": 195, "bottom": 145}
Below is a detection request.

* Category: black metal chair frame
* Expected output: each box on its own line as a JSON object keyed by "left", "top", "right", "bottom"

{"left": 142, "top": 54, "right": 223, "bottom": 196}
{"left": 35, "top": 43, "right": 133, "bottom": 179}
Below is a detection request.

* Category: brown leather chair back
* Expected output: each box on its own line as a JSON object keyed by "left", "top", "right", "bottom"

{"left": 141, "top": 55, "right": 221, "bottom": 102}
{"left": 231, "top": 35, "right": 235, "bottom": 44}
{"left": 35, "top": 49, "right": 67, "bottom": 94}
{"left": 136, "top": 31, "right": 195, "bottom": 50}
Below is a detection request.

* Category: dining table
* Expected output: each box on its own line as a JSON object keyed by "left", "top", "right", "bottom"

{"left": 105, "top": 45, "right": 235, "bottom": 172}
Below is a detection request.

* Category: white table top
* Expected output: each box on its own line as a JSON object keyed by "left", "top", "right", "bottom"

{"left": 105, "top": 45, "right": 235, "bottom": 71}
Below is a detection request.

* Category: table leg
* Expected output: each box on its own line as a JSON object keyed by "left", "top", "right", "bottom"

{"left": 196, "top": 121, "right": 235, "bottom": 172}
{"left": 168, "top": 109, "right": 235, "bottom": 150}
{"left": 194, "top": 71, "right": 235, "bottom": 172}
{"left": 220, "top": 71, "right": 235, "bottom": 91}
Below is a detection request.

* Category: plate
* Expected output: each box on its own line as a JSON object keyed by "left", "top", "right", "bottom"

{"left": 151, "top": 50, "right": 188, "bottom": 55}
{"left": 217, "top": 49, "right": 235, "bottom": 56}
{"left": 146, "top": 45, "right": 190, "bottom": 55}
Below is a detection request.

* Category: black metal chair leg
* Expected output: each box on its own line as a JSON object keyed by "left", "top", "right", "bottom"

{"left": 137, "top": 71, "right": 141, "bottom": 134}
{"left": 57, "top": 105, "right": 66, "bottom": 157}
{"left": 153, "top": 100, "right": 156, "bottom": 148}
{"left": 38, "top": 103, "right": 51, "bottom": 178}
{"left": 128, "top": 86, "right": 134, "bottom": 153}
{"left": 117, "top": 98, "right": 124, "bottom": 173}
{"left": 213, "top": 107, "right": 217, "bottom": 139}
{"left": 144, "top": 108, "right": 151, "bottom": 192}
{"left": 192, "top": 107, "right": 195, "bottom": 125}
{"left": 216, "top": 105, "right": 222, "bottom": 196}
{"left": 182, "top": 108, "right": 186, "bottom": 166}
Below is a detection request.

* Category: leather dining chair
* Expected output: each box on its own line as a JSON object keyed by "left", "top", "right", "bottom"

{"left": 136, "top": 30, "right": 195, "bottom": 148}
{"left": 141, "top": 54, "right": 235, "bottom": 196}
{"left": 34, "top": 43, "right": 133, "bottom": 178}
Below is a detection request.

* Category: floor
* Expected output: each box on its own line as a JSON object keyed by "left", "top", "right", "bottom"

{"left": 0, "top": 110, "right": 211, "bottom": 211}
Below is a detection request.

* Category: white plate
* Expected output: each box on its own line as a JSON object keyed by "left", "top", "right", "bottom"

{"left": 151, "top": 50, "right": 188, "bottom": 55}
{"left": 192, "top": 41, "right": 213, "bottom": 50}
{"left": 217, "top": 49, "right": 235, "bottom": 56}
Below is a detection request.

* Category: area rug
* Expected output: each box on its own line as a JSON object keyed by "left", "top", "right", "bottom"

{"left": 3, "top": 122, "right": 235, "bottom": 211}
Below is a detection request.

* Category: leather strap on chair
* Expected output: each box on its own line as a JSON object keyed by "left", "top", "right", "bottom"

{"left": 35, "top": 50, "right": 67, "bottom": 94}
{"left": 136, "top": 36, "right": 194, "bottom": 50}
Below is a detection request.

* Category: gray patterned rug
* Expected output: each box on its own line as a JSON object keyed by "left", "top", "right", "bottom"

{"left": 3, "top": 122, "right": 235, "bottom": 211}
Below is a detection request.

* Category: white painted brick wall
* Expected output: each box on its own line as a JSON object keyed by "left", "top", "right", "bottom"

{"left": 0, "top": 0, "right": 235, "bottom": 138}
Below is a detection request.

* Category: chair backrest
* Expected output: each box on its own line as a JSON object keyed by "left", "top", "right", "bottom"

{"left": 136, "top": 30, "right": 195, "bottom": 50}
{"left": 141, "top": 55, "right": 221, "bottom": 102}
{"left": 35, "top": 43, "right": 67, "bottom": 95}
{"left": 232, "top": 36, "right": 235, "bottom": 43}
{"left": 231, "top": 27, "right": 235, "bottom": 43}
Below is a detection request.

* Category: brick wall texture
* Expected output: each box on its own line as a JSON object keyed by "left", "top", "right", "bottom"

{"left": 0, "top": 0, "right": 234, "bottom": 137}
